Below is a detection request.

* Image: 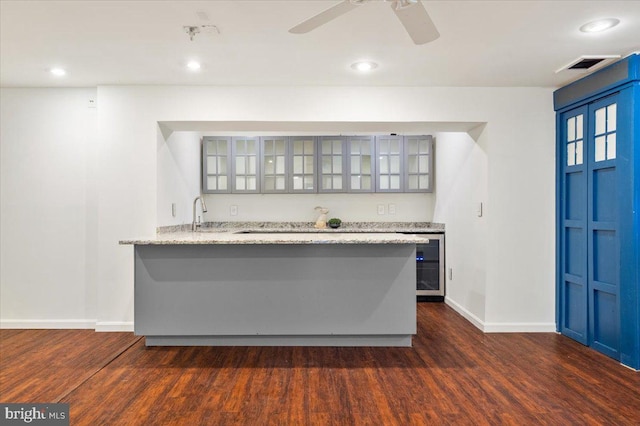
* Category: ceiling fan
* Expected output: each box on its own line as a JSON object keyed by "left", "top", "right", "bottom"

{"left": 289, "top": 0, "right": 439, "bottom": 45}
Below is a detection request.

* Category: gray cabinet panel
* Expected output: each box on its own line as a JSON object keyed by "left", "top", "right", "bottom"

{"left": 134, "top": 244, "right": 417, "bottom": 346}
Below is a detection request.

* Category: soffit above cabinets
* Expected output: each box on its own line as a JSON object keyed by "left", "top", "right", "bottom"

{"left": 159, "top": 121, "right": 484, "bottom": 136}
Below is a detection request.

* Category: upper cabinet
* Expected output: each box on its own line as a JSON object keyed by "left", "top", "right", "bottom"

{"left": 261, "top": 137, "right": 287, "bottom": 193}
{"left": 376, "top": 135, "right": 403, "bottom": 192}
{"left": 232, "top": 137, "right": 259, "bottom": 193}
{"left": 405, "top": 135, "right": 433, "bottom": 192}
{"left": 347, "top": 136, "right": 375, "bottom": 192}
{"left": 290, "top": 137, "right": 316, "bottom": 193}
{"left": 318, "top": 136, "right": 346, "bottom": 192}
{"left": 203, "top": 135, "right": 434, "bottom": 194}
{"left": 203, "top": 137, "right": 231, "bottom": 193}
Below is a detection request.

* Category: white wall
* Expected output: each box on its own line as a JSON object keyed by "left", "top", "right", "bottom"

{"left": 157, "top": 131, "right": 202, "bottom": 226}
{"left": 201, "top": 193, "right": 434, "bottom": 223}
{"left": 484, "top": 100, "right": 557, "bottom": 329}
{"left": 432, "top": 131, "right": 489, "bottom": 324}
{"left": 0, "top": 88, "right": 98, "bottom": 328}
{"left": 1, "top": 85, "right": 556, "bottom": 333}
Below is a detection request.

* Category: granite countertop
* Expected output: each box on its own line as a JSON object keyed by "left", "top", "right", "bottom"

{"left": 119, "top": 222, "right": 444, "bottom": 246}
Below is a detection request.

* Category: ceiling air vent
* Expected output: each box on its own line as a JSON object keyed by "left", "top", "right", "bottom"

{"left": 569, "top": 57, "right": 606, "bottom": 69}
{"left": 556, "top": 55, "right": 621, "bottom": 73}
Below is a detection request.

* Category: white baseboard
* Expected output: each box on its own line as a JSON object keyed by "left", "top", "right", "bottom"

{"left": 0, "top": 319, "right": 96, "bottom": 329}
{"left": 445, "top": 297, "right": 485, "bottom": 331}
{"left": 444, "top": 297, "right": 556, "bottom": 333}
{"left": 95, "top": 321, "right": 134, "bottom": 332}
{"left": 483, "top": 322, "right": 557, "bottom": 333}
{"left": 1, "top": 319, "right": 134, "bottom": 332}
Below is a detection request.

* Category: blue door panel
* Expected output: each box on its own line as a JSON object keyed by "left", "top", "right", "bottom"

{"left": 565, "top": 228, "right": 583, "bottom": 276}
{"left": 592, "top": 167, "right": 617, "bottom": 222}
{"left": 563, "top": 280, "right": 586, "bottom": 342}
{"left": 592, "top": 289, "right": 619, "bottom": 358}
{"left": 565, "top": 172, "right": 584, "bottom": 220}
{"left": 593, "top": 230, "right": 617, "bottom": 285}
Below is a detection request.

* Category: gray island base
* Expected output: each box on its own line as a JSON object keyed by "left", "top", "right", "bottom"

{"left": 134, "top": 243, "right": 417, "bottom": 347}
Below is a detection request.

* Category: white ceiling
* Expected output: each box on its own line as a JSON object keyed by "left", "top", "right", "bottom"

{"left": 1, "top": 0, "right": 639, "bottom": 88}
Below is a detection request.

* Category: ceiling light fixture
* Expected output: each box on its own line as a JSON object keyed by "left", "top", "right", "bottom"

{"left": 183, "top": 24, "right": 220, "bottom": 41}
{"left": 50, "top": 68, "right": 66, "bottom": 76}
{"left": 351, "top": 61, "right": 378, "bottom": 72}
{"left": 579, "top": 18, "right": 620, "bottom": 33}
{"left": 187, "top": 61, "right": 201, "bottom": 71}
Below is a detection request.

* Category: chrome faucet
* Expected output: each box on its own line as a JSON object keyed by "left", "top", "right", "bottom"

{"left": 192, "top": 195, "right": 208, "bottom": 231}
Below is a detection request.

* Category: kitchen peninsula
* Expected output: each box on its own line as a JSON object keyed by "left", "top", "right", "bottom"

{"left": 121, "top": 223, "right": 442, "bottom": 347}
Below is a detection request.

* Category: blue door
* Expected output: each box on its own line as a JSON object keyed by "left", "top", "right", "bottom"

{"left": 560, "top": 105, "right": 589, "bottom": 345}
{"left": 586, "top": 95, "right": 620, "bottom": 359}
{"left": 559, "top": 95, "right": 620, "bottom": 359}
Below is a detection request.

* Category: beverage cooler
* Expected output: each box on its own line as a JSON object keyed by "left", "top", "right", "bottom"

{"left": 414, "top": 233, "right": 445, "bottom": 301}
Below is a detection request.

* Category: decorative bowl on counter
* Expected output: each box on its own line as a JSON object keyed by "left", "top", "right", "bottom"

{"left": 327, "top": 218, "right": 342, "bottom": 229}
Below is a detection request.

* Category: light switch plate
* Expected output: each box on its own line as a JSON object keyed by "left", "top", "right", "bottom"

{"left": 230, "top": 205, "right": 238, "bottom": 216}
{"left": 377, "top": 204, "right": 386, "bottom": 215}
{"left": 476, "top": 202, "right": 483, "bottom": 217}
{"left": 171, "top": 203, "right": 176, "bottom": 217}
{"left": 388, "top": 203, "right": 396, "bottom": 215}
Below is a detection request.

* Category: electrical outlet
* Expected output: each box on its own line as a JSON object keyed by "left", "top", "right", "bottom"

{"left": 230, "top": 205, "right": 238, "bottom": 216}
{"left": 388, "top": 203, "right": 396, "bottom": 215}
{"left": 87, "top": 98, "right": 96, "bottom": 108}
{"left": 171, "top": 203, "right": 176, "bottom": 218}
{"left": 477, "top": 202, "right": 483, "bottom": 217}
{"left": 448, "top": 268, "right": 453, "bottom": 280}
{"left": 377, "top": 204, "right": 386, "bottom": 215}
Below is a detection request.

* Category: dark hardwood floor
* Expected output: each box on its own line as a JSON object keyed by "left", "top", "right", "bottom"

{"left": 1, "top": 303, "right": 639, "bottom": 425}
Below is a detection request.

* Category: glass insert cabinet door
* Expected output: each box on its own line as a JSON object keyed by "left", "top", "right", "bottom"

{"left": 290, "top": 137, "right": 316, "bottom": 192}
{"left": 376, "top": 135, "right": 403, "bottom": 192}
{"left": 261, "top": 137, "right": 288, "bottom": 193}
{"left": 203, "top": 137, "right": 231, "bottom": 193}
{"left": 232, "top": 137, "right": 259, "bottom": 192}
{"left": 347, "top": 136, "right": 374, "bottom": 192}
{"left": 318, "top": 136, "right": 345, "bottom": 192}
{"left": 405, "top": 135, "right": 433, "bottom": 192}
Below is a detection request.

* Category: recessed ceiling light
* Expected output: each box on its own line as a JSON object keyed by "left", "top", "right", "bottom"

{"left": 187, "top": 61, "right": 201, "bottom": 71}
{"left": 50, "top": 68, "right": 66, "bottom": 76}
{"left": 579, "top": 18, "right": 620, "bottom": 33}
{"left": 351, "top": 61, "right": 378, "bottom": 72}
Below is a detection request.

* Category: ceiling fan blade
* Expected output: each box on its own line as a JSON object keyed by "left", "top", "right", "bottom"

{"left": 289, "top": 0, "right": 362, "bottom": 34}
{"left": 391, "top": 1, "right": 440, "bottom": 45}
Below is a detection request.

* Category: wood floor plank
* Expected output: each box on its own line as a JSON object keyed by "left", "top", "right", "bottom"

{"left": 2, "top": 304, "right": 639, "bottom": 425}
{"left": 0, "top": 329, "right": 140, "bottom": 403}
